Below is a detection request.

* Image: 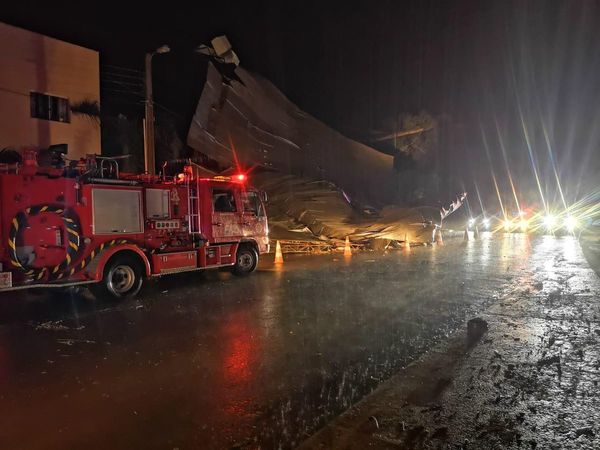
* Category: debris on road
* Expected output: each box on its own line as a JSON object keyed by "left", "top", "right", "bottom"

{"left": 56, "top": 339, "right": 96, "bottom": 346}
{"left": 368, "top": 416, "right": 379, "bottom": 429}
{"left": 467, "top": 317, "right": 488, "bottom": 346}
{"left": 35, "top": 320, "right": 69, "bottom": 331}
{"left": 536, "top": 355, "right": 560, "bottom": 367}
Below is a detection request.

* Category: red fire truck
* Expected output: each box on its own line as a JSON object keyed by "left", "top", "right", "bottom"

{"left": 0, "top": 151, "right": 269, "bottom": 299}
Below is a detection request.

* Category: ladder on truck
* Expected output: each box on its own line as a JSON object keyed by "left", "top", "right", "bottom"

{"left": 187, "top": 179, "right": 201, "bottom": 238}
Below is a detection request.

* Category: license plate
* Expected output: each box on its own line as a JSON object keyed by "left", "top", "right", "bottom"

{"left": 0, "top": 272, "right": 12, "bottom": 289}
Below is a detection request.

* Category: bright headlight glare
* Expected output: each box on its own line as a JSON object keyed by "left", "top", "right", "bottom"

{"left": 468, "top": 218, "right": 475, "bottom": 227}
{"left": 503, "top": 220, "right": 511, "bottom": 231}
{"left": 483, "top": 219, "right": 490, "bottom": 229}
{"left": 543, "top": 215, "right": 556, "bottom": 229}
{"left": 519, "top": 220, "right": 528, "bottom": 231}
{"left": 564, "top": 216, "right": 577, "bottom": 231}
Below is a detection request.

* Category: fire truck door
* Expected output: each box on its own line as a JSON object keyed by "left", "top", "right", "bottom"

{"left": 211, "top": 188, "right": 242, "bottom": 242}
{"left": 240, "top": 190, "right": 267, "bottom": 238}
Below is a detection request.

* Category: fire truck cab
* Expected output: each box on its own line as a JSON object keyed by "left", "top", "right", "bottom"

{"left": 0, "top": 153, "right": 269, "bottom": 299}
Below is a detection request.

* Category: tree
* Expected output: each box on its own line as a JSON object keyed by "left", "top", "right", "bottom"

{"left": 70, "top": 100, "right": 101, "bottom": 124}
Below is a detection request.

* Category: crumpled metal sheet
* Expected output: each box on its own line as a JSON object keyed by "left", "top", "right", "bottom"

{"left": 187, "top": 63, "right": 396, "bottom": 206}
{"left": 252, "top": 172, "right": 442, "bottom": 243}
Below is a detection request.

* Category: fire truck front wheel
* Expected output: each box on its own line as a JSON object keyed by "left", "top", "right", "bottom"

{"left": 233, "top": 246, "right": 258, "bottom": 276}
{"left": 91, "top": 255, "right": 143, "bottom": 300}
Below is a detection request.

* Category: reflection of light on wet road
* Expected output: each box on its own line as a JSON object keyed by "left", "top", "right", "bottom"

{"left": 539, "top": 234, "right": 556, "bottom": 250}
{"left": 561, "top": 235, "right": 578, "bottom": 262}
{"left": 535, "top": 235, "right": 559, "bottom": 274}
{"left": 507, "top": 232, "right": 530, "bottom": 252}
{"left": 514, "top": 233, "right": 598, "bottom": 362}
{"left": 221, "top": 311, "right": 259, "bottom": 420}
{"left": 224, "top": 319, "right": 254, "bottom": 383}
{"left": 501, "top": 233, "right": 513, "bottom": 270}
{"left": 480, "top": 236, "right": 490, "bottom": 266}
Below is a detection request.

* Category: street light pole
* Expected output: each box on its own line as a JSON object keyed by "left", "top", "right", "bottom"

{"left": 144, "top": 52, "right": 155, "bottom": 175}
{"left": 144, "top": 45, "right": 170, "bottom": 175}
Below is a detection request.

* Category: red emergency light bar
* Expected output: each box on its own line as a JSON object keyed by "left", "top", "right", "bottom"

{"left": 211, "top": 174, "right": 247, "bottom": 183}
{"left": 173, "top": 173, "right": 247, "bottom": 184}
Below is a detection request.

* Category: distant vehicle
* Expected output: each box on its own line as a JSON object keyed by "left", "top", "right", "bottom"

{"left": 497, "top": 211, "right": 584, "bottom": 236}
{"left": 465, "top": 215, "right": 493, "bottom": 231}
{"left": 0, "top": 151, "right": 269, "bottom": 299}
{"left": 533, "top": 213, "right": 580, "bottom": 236}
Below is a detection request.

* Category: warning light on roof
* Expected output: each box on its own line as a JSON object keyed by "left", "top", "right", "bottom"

{"left": 235, "top": 174, "right": 246, "bottom": 182}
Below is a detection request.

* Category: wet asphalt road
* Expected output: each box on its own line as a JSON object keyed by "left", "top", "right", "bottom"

{"left": 0, "top": 233, "right": 593, "bottom": 449}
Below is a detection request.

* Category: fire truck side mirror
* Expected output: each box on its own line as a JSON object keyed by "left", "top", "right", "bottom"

{"left": 260, "top": 191, "right": 268, "bottom": 203}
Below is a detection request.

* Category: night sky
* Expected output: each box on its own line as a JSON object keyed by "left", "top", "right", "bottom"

{"left": 3, "top": 1, "right": 600, "bottom": 211}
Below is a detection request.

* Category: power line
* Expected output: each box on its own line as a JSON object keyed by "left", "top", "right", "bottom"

{"left": 103, "top": 64, "right": 144, "bottom": 75}
{"left": 101, "top": 79, "right": 144, "bottom": 92}
{"left": 101, "top": 71, "right": 144, "bottom": 82}
{"left": 102, "top": 88, "right": 144, "bottom": 98}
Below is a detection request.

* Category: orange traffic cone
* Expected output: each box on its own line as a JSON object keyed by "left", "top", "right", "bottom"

{"left": 274, "top": 240, "right": 284, "bottom": 264}
{"left": 343, "top": 236, "right": 352, "bottom": 256}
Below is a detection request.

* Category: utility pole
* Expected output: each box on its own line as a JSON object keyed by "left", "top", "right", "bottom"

{"left": 144, "top": 45, "right": 170, "bottom": 175}
{"left": 144, "top": 52, "right": 155, "bottom": 175}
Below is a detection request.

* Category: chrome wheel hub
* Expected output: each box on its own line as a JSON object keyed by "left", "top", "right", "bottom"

{"left": 238, "top": 253, "right": 253, "bottom": 271}
{"left": 108, "top": 265, "right": 135, "bottom": 294}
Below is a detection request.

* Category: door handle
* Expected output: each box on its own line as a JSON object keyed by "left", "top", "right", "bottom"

{"left": 213, "top": 222, "right": 223, "bottom": 227}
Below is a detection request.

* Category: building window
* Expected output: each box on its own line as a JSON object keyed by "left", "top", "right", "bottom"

{"left": 30, "top": 92, "right": 70, "bottom": 123}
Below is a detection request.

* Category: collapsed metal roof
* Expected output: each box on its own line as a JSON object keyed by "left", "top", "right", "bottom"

{"left": 187, "top": 63, "right": 464, "bottom": 243}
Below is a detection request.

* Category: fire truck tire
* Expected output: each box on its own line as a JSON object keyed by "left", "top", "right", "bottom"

{"left": 91, "top": 255, "right": 143, "bottom": 300}
{"left": 233, "top": 246, "right": 258, "bottom": 276}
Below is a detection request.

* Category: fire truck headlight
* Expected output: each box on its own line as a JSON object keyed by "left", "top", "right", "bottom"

{"left": 519, "top": 220, "right": 528, "bottom": 232}
{"left": 503, "top": 220, "right": 512, "bottom": 231}
{"left": 564, "top": 216, "right": 578, "bottom": 232}
{"left": 543, "top": 214, "right": 556, "bottom": 230}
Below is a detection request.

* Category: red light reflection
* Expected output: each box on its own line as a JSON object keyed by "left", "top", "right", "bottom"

{"left": 223, "top": 313, "right": 256, "bottom": 384}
